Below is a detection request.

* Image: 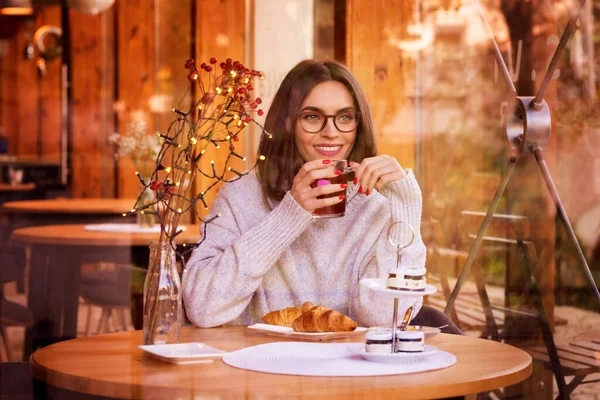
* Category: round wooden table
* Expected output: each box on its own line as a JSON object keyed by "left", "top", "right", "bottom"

{"left": 12, "top": 224, "right": 201, "bottom": 359}
{"left": 2, "top": 198, "right": 140, "bottom": 232}
{"left": 0, "top": 182, "right": 36, "bottom": 192}
{"left": 2, "top": 198, "right": 134, "bottom": 214}
{"left": 30, "top": 326, "right": 532, "bottom": 399}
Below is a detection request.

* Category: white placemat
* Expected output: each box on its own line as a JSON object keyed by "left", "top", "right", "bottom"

{"left": 222, "top": 342, "right": 456, "bottom": 376}
{"left": 84, "top": 223, "right": 188, "bottom": 233}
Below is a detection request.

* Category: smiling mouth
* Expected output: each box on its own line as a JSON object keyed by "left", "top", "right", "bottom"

{"left": 314, "top": 145, "right": 342, "bottom": 153}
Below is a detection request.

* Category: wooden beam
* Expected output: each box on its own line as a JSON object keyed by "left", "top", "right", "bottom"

{"left": 70, "top": 8, "right": 116, "bottom": 198}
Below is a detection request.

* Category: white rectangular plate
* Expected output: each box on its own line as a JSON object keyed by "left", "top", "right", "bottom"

{"left": 139, "top": 342, "right": 228, "bottom": 364}
{"left": 248, "top": 323, "right": 368, "bottom": 341}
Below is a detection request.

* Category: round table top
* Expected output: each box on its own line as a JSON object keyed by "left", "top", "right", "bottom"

{"left": 30, "top": 326, "right": 532, "bottom": 399}
{"left": 2, "top": 198, "right": 136, "bottom": 214}
{"left": 11, "top": 223, "right": 201, "bottom": 247}
{"left": 0, "top": 182, "right": 36, "bottom": 192}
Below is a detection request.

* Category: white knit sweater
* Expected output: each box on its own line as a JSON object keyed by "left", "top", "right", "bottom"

{"left": 183, "top": 169, "right": 426, "bottom": 328}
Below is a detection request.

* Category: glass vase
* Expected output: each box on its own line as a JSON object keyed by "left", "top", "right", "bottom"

{"left": 136, "top": 186, "right": 156, "bottom": 228}
{"left": 143, "top": 241, "right": 182, "bottom": 345}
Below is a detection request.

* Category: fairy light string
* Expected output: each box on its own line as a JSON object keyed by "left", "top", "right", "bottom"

{"left": 123, "top": 57, "right": 270, "bottom": 265}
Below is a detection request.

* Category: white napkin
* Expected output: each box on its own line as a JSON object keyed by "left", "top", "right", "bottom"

{"left": 223, "top": 341, "right": 456, "bottom": 376}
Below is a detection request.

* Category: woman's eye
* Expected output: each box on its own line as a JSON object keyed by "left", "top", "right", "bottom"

{"left": 338, "top": 113, "right": 355, "bottom": 122}
{"left": 303, "top": 113, "right": 322, "bottom": 121}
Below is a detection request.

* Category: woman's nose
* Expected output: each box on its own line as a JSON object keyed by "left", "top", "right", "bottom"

{"left": 320, "top": 118, "right": 340, "bottom": 137}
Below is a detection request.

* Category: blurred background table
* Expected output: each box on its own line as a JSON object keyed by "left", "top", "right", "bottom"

{"left": 12, "top": 223, "right": 201, "bottom": 360}
{"left": 29, "top": 326, "right": 532, "bottom": 399}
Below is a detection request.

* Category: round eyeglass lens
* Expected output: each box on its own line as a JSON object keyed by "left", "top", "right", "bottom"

{"left": 299, "top": 110, "right": 358, "bottom": 133}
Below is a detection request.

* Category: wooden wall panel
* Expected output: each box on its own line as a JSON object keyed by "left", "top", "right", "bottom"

{"left": 194, "top": 0, "right": 246, "bottom": 215}
{"left": 0, "top": 36, "right": 18, "bottom": 154}
{"left": 155, "top": 0, "right": 192, "bottom": 134}
{"left": 345, "top": 0, "right": 415, "bottom": 169}
{"left": 70, "top": 8, "right": 116, "bottom": 198}
{"left": 37, "top": 6, "right": 62, "bottom": 162}
{"left": 15, "top": 19, "right": 39, "bottom": 158}
{"left": 116, "top": 0, "right": 156, "bottom": 199}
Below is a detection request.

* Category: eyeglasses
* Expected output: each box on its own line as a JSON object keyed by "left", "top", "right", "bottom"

{"left": 298, "top": 109, "right": 359, "bottom": 133}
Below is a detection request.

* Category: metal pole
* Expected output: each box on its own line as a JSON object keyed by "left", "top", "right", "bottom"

{"left": 391, "top": 298, "right": 399, "bottom": 353}
{"left": 532, "top": 0, "right": 587, "bottom": 109}
{"left": 444, "top": 156, "right": 519, "bottom": 315}
{"left": 474, "top": 0, "right": 517, "bottom": 95}
{"left": 530, "top": 145, "right": 600, "bottom": 309}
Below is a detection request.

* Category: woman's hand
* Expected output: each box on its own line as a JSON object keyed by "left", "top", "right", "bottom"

{"left": 352, "top": 155, "right": 406, "bottom": 196}
{"left": 290, "top": 159, "right": 347, "bottom": 213}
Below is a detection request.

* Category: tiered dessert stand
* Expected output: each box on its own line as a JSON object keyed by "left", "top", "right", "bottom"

{"left": 359, "top": 221, "right": 437, "bottom": 354}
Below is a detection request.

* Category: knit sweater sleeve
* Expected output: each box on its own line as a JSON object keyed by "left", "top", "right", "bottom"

{"left": 183, "top": 183, "right": 314, "bottom": 328}
{"left": 350, "top": 170, "right": 427, "bottom": 327}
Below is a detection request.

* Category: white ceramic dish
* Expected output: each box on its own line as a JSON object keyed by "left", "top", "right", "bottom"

{"left": 248, "top": 323, "right": 368, "bottom": 341}
{"left": 406, "top": 325, "right": 442, "bottom": 338}
{"left": 360, "top": 278, "right": 437, "bottom": 298}
{"left": 138, "top": 342, "right": 227, "bottom": 364}
{"left": 346, "top": 343, "right": 439, "bottom": 363}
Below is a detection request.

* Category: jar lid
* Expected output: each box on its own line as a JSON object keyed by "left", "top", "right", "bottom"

{"left": 403, "top": 267, "right": 427, "bottom": 276}
{"left": 365, "top": 327, "right": 392, "bottom": 341}
{"left": 387, "top": 266, "right": 427, "bottom": 276}
{"left": 395, "top": 330, "right": 424, "bottom": 340}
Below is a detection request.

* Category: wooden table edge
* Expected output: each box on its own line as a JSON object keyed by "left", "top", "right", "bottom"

{"left": 28, "top": 331, "right": 534, "bottom": 399}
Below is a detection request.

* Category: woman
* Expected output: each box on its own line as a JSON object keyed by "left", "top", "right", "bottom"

{"left": 183, "top": 59, "right": 432, "bottom": 329}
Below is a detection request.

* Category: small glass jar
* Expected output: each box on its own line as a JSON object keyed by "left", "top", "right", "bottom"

{"left": 395, "top": 330, "right": 425, "bottom": 353}
{"left": 365, "top": 328, "right": 394, "bottom": 354}
{"left": 387, "top": 267, "right": 427, "bottom": 291}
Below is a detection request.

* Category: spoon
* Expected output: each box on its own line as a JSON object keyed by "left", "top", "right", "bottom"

{"left": 398, "top": 306, "right": 415, "bottom": 331}
{"left": 403, "top": 324, "right": 450, "bottom": 331}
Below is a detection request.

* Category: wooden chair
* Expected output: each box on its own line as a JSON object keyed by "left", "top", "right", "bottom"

{"left": 0, "top": 246, "right": 33, "bottom": 361}
{"left": 443, "top": 210, "right": 596, "bottom": 399}
{"left": 525, "top": 332, "right": 600, "bottom": 398}
{"left": 80, "top": 263, "right": 142, "bottom": 336}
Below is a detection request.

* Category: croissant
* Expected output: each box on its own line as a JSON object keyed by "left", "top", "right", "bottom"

{"left": 292, "top": 305, "right": 357, "bottom": 332}
{"left": 301, "top": 301, "right": 314, "bottom": 313}
{"left": 262, "top": 306, "right": 303, "bottom": 327}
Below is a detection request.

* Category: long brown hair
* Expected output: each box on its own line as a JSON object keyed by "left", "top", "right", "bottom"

{"left": 256, "top": 59, "right": 377, "bottom": 205}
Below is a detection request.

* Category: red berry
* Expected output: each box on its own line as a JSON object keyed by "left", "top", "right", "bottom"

{"left": 247, "top": 85, "right": 253, "bottom": 91}
{"left": 226, "top": 58, "right": 232, "bottom": 64}
{"left": 184, "top": 58, "right": 194, "bottom": 68}
{"left": 220, "top": 62, "right": 226, "bottom": 69}
{"left": 233, "top": 135, "right": 240, "bottom": 142}
{"left": 201, "top": 62, "right": 206, "bottom": 68}
{"left": 257, "top": 109, "right": 264, "bottom": 116}
{"left": 238, "top": 88, "right": 247, "bottom": 95}
{"left": 256, "top": 97, "right": 262, "bottom": 104}
{"left": 230, "top": 145, "right": 235, "bottom": 150}
{"left": 210, "top": 57, "right": 217, "bottom": 64}
{"left": 250, "top": 102, "right": 257, "bottom": 109}
{"left": 205, "top": 66, "right": 213, "bottom": 72}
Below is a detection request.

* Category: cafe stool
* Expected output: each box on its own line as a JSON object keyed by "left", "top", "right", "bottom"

{"left": 80, "top": 264, "right": 138, "bottom": 336}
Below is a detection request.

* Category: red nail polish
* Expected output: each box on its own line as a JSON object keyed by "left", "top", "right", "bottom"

{"left": 334, "top": 170, "right": 341, "bottom": 175}
{"left": 340, "top": 184, "right": 347, "bottom": 189}
{"left": 358, "top": 186, "right": 363, "bottom": 194}
{"left": 339, "top": 195, "right": 345, "bottom": 200}
{"left": 322, "top": 160, "right": 331, "bottom": 164}
{"left": 353, "top": 177, "right": 358, "bottom": 184}
{"left": 366, "top": 189, "right": 371, "bottom": 196}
